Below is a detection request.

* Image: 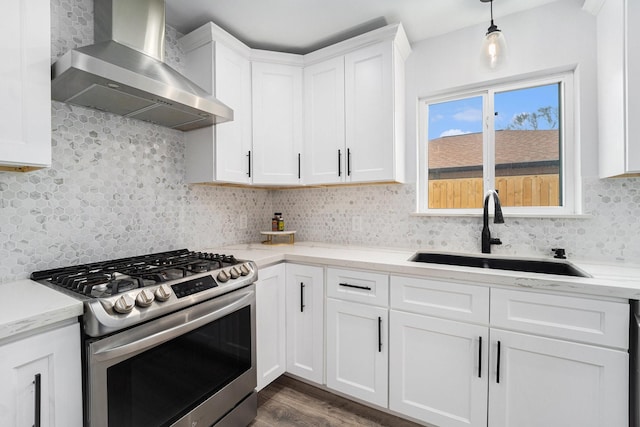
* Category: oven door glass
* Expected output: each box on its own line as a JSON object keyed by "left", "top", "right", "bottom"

{"left": 87, "top": 287, "right": 256, "bottom": 427}
{"left": 107, "top": 305, "right": 251, "bottom": 426}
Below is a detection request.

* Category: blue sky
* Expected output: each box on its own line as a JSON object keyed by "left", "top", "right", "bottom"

{"left": 428, "top": 83, "right": 560, "bottom": 140}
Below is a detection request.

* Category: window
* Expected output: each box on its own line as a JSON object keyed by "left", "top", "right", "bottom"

{"left": 417, "top": 73, "right": 578, "bottom": 216}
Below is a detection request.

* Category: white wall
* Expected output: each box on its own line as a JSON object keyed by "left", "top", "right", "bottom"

{"left": 273, "top": 0, "right": 640, "bottom": 262}
{"left": 405, "top": 0, "right": 599, "bottom": 179}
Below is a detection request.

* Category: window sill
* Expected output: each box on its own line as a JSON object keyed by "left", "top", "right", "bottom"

{"left": 410, "top": 212, "right": 592, "bottom": 219}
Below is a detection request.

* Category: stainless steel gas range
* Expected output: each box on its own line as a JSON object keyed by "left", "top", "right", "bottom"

{"left": 31, "top": 249, "right": 258, "bottom": 427}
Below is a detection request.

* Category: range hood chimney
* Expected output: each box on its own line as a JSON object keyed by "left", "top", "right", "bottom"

{"left": 51, "top": 0, "right": 233, "bottom": 131}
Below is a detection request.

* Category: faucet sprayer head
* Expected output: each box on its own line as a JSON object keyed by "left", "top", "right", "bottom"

{"left": 493, "top": 195, "right": 504, "bottom": 224}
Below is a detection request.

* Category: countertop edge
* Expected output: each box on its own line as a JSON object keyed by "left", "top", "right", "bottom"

{"left": 0, "top": 280, "right": 83, "bottom": 344}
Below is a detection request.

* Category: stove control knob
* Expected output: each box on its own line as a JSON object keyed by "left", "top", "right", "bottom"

{"left": 217, "top": 270, "right": 230, "bottom": 283}
{"left": 154, "top": 285, "right": 172, "bottom": 302}
{"left": 135, "top": 289, "right": 155, "bottom": 308}
{"left": 230, "top": 267, "right": 240, "bottom": 279}
{"left": 240, "top": 264, "right": 250, "bottom": 276}
{"left": 113, "top": 294, "right": 135, "bottom": 314}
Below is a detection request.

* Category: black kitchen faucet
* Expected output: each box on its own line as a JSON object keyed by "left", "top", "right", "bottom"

{"left": 481, "top": 190, "right": 505, "bottom": 253}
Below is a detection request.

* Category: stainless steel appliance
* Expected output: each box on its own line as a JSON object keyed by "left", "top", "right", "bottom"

{"left": 31, "top": 249, "right": 258, "bottom": 427}
{"left": 51, "top": 0, "right": 233, "bottom": 131}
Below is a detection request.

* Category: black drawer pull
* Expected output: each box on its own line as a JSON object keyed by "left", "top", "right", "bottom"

{"left": 34, "top": 373, "right": 41, "bottom": 427}
{"left": 378, "top": 316, "right": 382, "bottom": 352}
{"left": 246, "top": 151, "right": 252, "bottom": 177}
{"left": 338, "top": 282, "right": 371, "bottom": 291}
{"left": 338, "top": 149, "right": 342, "bottom": 177}
{"left": 496, "top": 340, "right": 501, "bottom": 383}
{"left": 300, "top": 282, "right": 305, "bottom": 312}
{"left": 478, "top": 336, "right": 483, "bottom": 378}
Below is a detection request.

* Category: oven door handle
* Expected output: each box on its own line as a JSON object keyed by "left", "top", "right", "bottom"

{"left": 93, "top": 288, "right": 254, "bottom": 361}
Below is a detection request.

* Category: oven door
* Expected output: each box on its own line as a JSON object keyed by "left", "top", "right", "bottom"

{"left": 86, "top": 285, "right": 256, "bottom": 427}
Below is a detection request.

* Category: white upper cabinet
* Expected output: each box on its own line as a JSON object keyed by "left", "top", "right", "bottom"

{"left": 344, "top": 42, "right": 397, "bottom": 183}
{"left": 303, "top": 57, "right": 346, "bottom": 184}
{"left": 0, "top": 0, "right": 51, "bottom": 171}
{"left": 596, "top": 0, "right": 640, "bottom": 177}
{"left": 182, "top": 22, "right": 409, "bottom": 187}
{"left": 251, "top": 55, "right": 304, "bottom": 185}
{"left": 304, "top": 24, "right": 411, "bottom": 184}
{"left": 181, "top": 23, "right": 253, "bottom": 184}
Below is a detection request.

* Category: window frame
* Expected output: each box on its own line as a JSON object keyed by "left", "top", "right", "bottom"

{"left": 416, "top": 72, "right": 580, "bottom": 217}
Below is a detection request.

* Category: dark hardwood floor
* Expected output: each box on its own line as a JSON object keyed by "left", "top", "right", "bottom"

{"left": 249, "top": 376, "right": 423, "bottom": 427}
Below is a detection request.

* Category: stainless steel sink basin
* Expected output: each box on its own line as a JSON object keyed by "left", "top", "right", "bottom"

{"left": 409, "top": 252, "right": 591, "bottom": 278}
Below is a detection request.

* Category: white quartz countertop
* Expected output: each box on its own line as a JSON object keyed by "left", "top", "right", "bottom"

{"left": 0, "top": 280, "right": 83, "bottom": 344}
{"left": 2, "top": 242, "right": 639, "bottom": 344}
{"left": 206, "top": 242, "right": 640, "bottom": 301}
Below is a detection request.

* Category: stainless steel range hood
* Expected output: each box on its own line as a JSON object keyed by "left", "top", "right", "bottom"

{"left": 51, "top": 0, "right": 233, "bottom": 131}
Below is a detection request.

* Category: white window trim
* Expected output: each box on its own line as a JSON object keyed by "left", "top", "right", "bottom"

{"left": 417, "top": 71, "right": 581, "bottom": 217}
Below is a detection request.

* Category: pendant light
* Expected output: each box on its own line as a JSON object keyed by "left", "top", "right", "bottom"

{"left": 481, "top": 0, "right": 507, "bottom": 69}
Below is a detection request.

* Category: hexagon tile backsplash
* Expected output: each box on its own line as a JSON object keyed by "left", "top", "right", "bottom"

{"left": 1, "top": 0, "right": 639, "bottom": 283}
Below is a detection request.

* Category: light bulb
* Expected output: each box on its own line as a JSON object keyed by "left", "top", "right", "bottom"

{"left": 482, "top": 29, "right": 507, "bottom": 69}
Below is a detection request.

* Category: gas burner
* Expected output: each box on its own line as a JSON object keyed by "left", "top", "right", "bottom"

{"left": 30, "top": 249, "right": 253, "bottom": 299}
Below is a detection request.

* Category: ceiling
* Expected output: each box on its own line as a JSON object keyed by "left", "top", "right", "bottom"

{"left": 165, "top": 0, "right": 564, "bottom": 55}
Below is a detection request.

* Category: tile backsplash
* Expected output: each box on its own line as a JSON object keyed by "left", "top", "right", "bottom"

{"left": 271, "top": 177, "right": 640, "bottom": 262}
{"left": 0, "top": 0, "right": 639, "bottom": 283}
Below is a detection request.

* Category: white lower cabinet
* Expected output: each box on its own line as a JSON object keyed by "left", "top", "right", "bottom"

{"left": 389, "top": 276, "right": 629, "bottom": 427}
{"left": 488, "top": 329, "right": 628, "bottom": 427}
{"left": 285, "top": 263, "right": 324, "bottom": 384}
{"left": 326, "top": 298, "right": 388, "bottom": 408}
{"left": 255, "top": 264, "right": 287, "bottom": 390}
{"left": 0, "top": 322, "right": 82, "bottom": 427}
{"left": 389, "top": 310, "right": 488, "bottom": 427}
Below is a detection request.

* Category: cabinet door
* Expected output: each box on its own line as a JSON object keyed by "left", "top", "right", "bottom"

{"left": 285, "top": 264, "right": 324, "bottom": 384}
{"left": 326, "top": 298, "right": 388, "bottom": 407}
{"left": 627, "top": 0, "right": 640, "bottom": 172}
{"left": 255, "top": 264, "right": 286, "bottom": 390}
{"left": 389, "top": 311, "right": 488, "bottom": 427}
{"left": 0, "top": 0, "right": 51, "bottom": 170}
{"left": 252, "top": 62, "right": 303, "bottom": 185}
{"left": 488, "top": 329, "right": 628, "bottom": 427}
{"left": 184, "top": 42, "right": 252, "bottom": 184}
{"left": 215, "top": 43, "right": 253, "bottom": 184}
{"left": 0, "top": 322, "right": 82, "bottom": 427}
{"left": 303, "top": 57, "right": 346, "bottom": 184}
{"left": 344, "top": 42, "right": 394, "bottom": 183}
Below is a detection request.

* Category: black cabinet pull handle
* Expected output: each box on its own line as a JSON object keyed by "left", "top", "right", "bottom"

{"left": 246, "top": 151, "right": 251, "bottom": 177}
{"left": 298, "top": 153, "right": 301, "bottom": 179}
{"left": 378, "top": 316, "right": 382, "bottom": 352}
{"left": 347, "top": 148, "right": 352, "bottom": 176}
{"left": 300, "top": 282, "right": 305, "bottom": 312}
{"left": 338, "top": 149, "right": 342, "bottom": 177}
{"left": 478, "top": 336, "right": 483, "bottom": 378}
{"left": 496, "top": 340, "right": 501, "bottom": 383}
{"left": 33, "top": 373, "right": 41, "bottom": 427}
{"left": 338, "top": 282, "right": 371, "bottom": 291}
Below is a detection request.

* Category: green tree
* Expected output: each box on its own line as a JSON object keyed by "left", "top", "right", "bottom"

{"left": 506, "top": 106, "right": 558, "bottom": 130}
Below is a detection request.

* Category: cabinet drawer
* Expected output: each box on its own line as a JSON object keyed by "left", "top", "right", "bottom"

{"left": 491, "top": 288, "right": 629, "bottom": 349}
{"left": 327, "top": 268, "right": 388, "bottom": 306}
{"left": 390, "top": 276, "right": 489, "bottom": 324}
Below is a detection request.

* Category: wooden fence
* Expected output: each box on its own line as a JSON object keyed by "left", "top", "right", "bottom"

{"left": 428, "top": 174, "right": 560, "bottom": 209}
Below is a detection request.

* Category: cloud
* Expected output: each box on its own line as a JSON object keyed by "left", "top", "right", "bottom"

{"left": 440, "top": 129, "right": 471, "bottom": 137}
{"left": 453, "top": 108, "right": 483, "bottom": 122}
{"left": 430, "top": 114, "right": 445, "bottom": 122}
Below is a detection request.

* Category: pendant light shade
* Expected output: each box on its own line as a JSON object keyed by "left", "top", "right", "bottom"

{"left": 481, "top": 0, "right": 507, "bottom": 69}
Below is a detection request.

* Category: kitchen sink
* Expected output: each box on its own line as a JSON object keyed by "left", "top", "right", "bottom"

{"left": 409, "top": 252, "right": 591, "bottom": 278}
